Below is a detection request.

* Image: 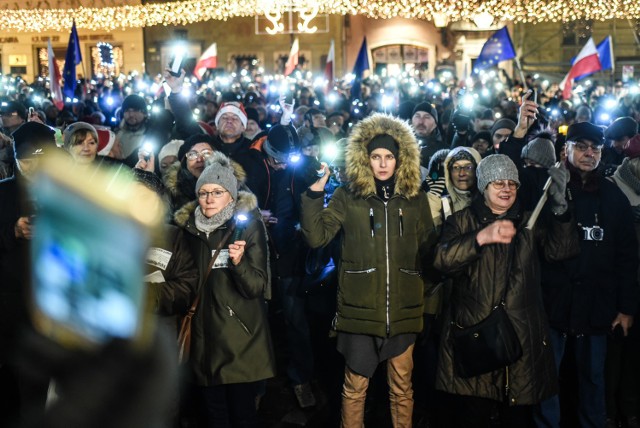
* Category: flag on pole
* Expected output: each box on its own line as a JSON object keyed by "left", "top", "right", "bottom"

{"left": 560, "top": 37, "right": 602, "bottom": 99}
{"left": 574, "top": 36, "right": 614, "bottom": 81}
{"left": 194, "top": 43, "right": 217, "bottom": 80}
{"left": 351, "top": 37, "right": 370, "bottom": 100}
{"left": 324, "top": 40, "right": 335, "bottom": 92}
{"left": 47, "top": 41, "right": 64, "bottom": 111}
{"left": 62, "top": 21, "right": 82, "bottom": 99}
{"left": 473, "top": 26, "right": 516, "bottom": 73}
{"left": 284, "top": 38, "right": 299, "bottom": 76}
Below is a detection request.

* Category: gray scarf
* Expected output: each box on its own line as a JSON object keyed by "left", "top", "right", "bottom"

{"left": 194, "top": 201, "right": 236, "bottom": 237}
{"left": 616, "top": 158, "right": 640, "bottom": 195}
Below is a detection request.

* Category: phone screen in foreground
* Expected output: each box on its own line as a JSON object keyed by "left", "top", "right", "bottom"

{"left": 31, "top": 178, "right": 150, "bottom": 346}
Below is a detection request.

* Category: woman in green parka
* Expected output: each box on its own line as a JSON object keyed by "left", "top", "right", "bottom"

{"left": 301, "top": 113, "right": 437, "bottom": 428}
{"left": 174, "top": 151, "right": 275, "bottom": 427}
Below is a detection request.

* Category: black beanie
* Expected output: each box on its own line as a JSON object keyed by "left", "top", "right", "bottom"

{"left": 121, "top": 94, "right": 147, "bottom": 113}
{"left": 178, "top": 134, "right": 216, "bottom": 161}
{"left": 412, "top": 102, "right": 438, "bottom": 124}
{"left": 245, "top": 107, "right": 260, "bottom": 124}
{"left": 264, "top": 124, "right": 299, "bottom": 163}
{"left": 367, "top": 134, "right": 399, "bottom": 158}
{"left": 490, "top": 118, "right": 516, "bottom": 137}
{"left": 12, "top": 122, "right": 57, "bottom": 159}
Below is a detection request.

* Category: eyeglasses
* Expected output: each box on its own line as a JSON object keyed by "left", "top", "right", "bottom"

{"left": 185, "top": 149, "right": 213, "bottom": 161}
{"left": 0, "top": 112, "right": 18, "bottom": 117}
{"left": 571, "top": 141, "right": 602, "bottom": 154}
{"left": 198, "top": 189, "right": 228, "bottom": 199}
{"left": 490, "top": 180, "right": 519, "bottom": 190}
{"left": 451, "top": 164, "right": 474, "bottom": 173}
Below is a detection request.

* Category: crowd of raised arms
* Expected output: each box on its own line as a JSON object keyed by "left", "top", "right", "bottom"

{"left": 1, "top": 63, "right": 640, "bottom": 428}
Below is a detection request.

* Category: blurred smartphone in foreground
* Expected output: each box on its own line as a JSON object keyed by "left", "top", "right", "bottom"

{"left": 29, "top": 154, "right": 164, "bottom": 349}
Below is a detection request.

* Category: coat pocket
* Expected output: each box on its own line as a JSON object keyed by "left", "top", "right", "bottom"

{"left": 226, "top": 305, "right": 252, "bottom": 336}
{"left": 397, "top": 268, "right": 424, "bottom": 309}
{"left": 341, "top": 267, "right": 378, "bottom": 309}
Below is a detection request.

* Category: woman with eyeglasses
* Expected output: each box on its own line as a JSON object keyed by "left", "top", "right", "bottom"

{"left": 163, "top": 134, "right": 217, "bottom": 217}
{"left": 174, "top": 151, "right": 275, "bottom": 427}
{"left": 433, "top": 154, "right": 579, "bottom": 427}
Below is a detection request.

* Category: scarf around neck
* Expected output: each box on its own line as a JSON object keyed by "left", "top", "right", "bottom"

{"left": 194, "top": 201, "right": 236, "bottom": 237}
{"left": 375, "top": 175, "right": 396, "bottom": 201}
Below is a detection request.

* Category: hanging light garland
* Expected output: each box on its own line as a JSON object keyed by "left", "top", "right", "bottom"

{"left": 1, "top": 0, "right": 639, "bottom": 32}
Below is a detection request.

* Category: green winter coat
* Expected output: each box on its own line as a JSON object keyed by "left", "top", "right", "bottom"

{"left": 174, "top": 191, "right": 276, "bottom": 386}
{"left": 300, "top": 113, "right": 437, "bottom": 338}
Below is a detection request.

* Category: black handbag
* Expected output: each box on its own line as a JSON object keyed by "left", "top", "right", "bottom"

{"left": 451, "top": 242, "right": 522, "bottom": 378}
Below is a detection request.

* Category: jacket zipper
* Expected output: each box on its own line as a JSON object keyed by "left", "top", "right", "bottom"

{"left": 226, "top": 305, "right": 251, "bottom": 335}
{"left": 384, "top": 201, "right": 390, "bottom": 335}
{"left": 399, "top": 208, "right": 403, "bottom": 237}
{"left": 345, "top": 268, "right": 377, "bottom": 274}
{"left": 369, "top": 208, "right": 375, "bottom": 237}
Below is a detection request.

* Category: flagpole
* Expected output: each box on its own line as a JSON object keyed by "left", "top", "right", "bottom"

{"left": 513, "top": 57, "right": 528, "bottom": 90}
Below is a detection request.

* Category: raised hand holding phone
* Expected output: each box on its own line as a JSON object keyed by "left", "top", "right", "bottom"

{"left": 513, "top": 89, "right": 539, "bottom": 138}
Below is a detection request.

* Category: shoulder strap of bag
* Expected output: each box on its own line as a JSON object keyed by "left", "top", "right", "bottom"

{"left": 185, "top": 225, "right": 236, "bottom": 314}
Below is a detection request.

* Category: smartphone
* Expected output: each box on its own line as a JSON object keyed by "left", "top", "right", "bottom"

{"left": 284, "top": 91, "right": 294, "bottom": 105}
{"left": 532, "top": 89, "right": 537, "bottom": 104}
{"left": 29, "top": 154, "right": 163, "bottom": 349}
{"left": 169, "top": 52, "right": 184, "bottom": 78}
{"left": 28, "top": 107, "right": 35, "bottom": 117}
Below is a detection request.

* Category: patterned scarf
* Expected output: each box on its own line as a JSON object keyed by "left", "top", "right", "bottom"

{"left": 194, "top": 201, "right": 236, "bottom": 237}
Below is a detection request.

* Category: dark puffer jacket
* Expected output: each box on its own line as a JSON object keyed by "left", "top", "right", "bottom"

{"left": 301, "top": 113, "right": 437, "bottom": 338}
{"left": 174, "top": 191, "right": 275, "bottom": 386}
{"left": 434, "top": 197, "right": 580, "bottom": 405}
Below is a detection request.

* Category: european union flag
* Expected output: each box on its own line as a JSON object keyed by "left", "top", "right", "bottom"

{"left": 62, "top": 21, "right": 82, "bottom": 99}
{"left": 474, "top": 27, "right": 516, "bottom": 73}
{"left": 351, "top": 37, "right": 369, "bottom": 100}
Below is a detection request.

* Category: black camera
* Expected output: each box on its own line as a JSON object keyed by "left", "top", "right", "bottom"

{"left": 582, "top": 225, "right": 604, "bottom": 241}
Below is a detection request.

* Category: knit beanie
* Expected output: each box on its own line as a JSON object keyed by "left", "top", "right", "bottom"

{"left": 476, "top": 154, "right": 520, "bottom": 194}
{"left": 62, "top": 121, "right": 98, "bottom": 150}
{"left": 490, "top": 118, "right": 516, "bottom": 137}
{"left": 12, "top": 122, "right": 57, "bottom": 159}
{"left": 521, "top": 137, "right": 556, "bottom": 168}
{"left": 412, "top": 102, "right": 438, "bottom": 124}
{"left": 264, "top": 124, "right": 298, "bottom": 163}
{"left": 605, "top": 116, "right": 638, "bottom": 140}
{"left": 215, "top": 101, "right": 248, "bottom": 128}
{"left": 195, "top": 151, "right": 238, "bottom": 200}
{"left": 447, "top": 147, "right": 478, "bottom": 169}
{"left": 121, "top": 94, "right": 147, "bottom": 113}
{"left": 470, "top": 131, "right": 492, "bottom": 145}
{"left": 367, "top": 134, "right": 399, "bottom": 158}
{"left": 245, "top": 107, "right": 260, "bottom": 124}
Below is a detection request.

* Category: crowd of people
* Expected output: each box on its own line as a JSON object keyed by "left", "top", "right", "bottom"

{"left": 0, "top": 61, "right": 640, "bottom": 428}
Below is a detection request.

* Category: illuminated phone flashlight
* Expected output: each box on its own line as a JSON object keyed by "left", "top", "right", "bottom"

{"left": 232, "top": 213, "right": 249, "bottom": 242}
{"left": 558, "top": 125, "right": 568, "bottom": 136}
{"left": 142, "top": 141, "right": 154, "bottom": 160}
{"left": 600, "top": 112, "right": 610, "bottom": 122}
{"left": 604, "top": 98, "right": 617, "bottom": 110}
{"left": 288, "top": 152, "right": 301, "bottom": 164}
{"left": 170, "top": 44, "right": 186, "bottom": 76}
{"left": 461, "top": 94, "right": 474, "bottom": 111}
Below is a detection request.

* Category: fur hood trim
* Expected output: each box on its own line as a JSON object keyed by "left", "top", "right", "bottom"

{"left": 346, "top": 113, "right": 421, "bottom": 198}
{"left": 173, "top": 190, "right": 258, "bottom": 227}
{"left": 163, "top": 155, "right": 247, "bottom": 197}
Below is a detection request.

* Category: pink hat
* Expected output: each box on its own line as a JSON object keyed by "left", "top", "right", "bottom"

{"left": 214, "top": 102, "right": 247, "bottom": 128}
{"left": 623, "top": 134, "right": 640, "bottom": 159}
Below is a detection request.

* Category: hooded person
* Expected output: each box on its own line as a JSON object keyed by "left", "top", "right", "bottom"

{"left": 173, "top": 151, "right": 275, "bottom": 427}
{"left": 427, "top": 146, "right": 482, "bottom": 230}
{"left": 517, "top": 133, "right": 559, "bottom": 211}
{"left": 422, "top": 148, "right": 450, "bottom": 196}
{"left": 301, "top": 113, "right": 438, "bottom": 428}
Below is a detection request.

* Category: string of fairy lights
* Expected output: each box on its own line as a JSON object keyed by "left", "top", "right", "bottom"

{"left": 1, "top": 0, "right": 639, "bottom": 32}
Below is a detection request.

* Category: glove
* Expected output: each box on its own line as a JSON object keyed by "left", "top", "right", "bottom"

{"left": 547, "top": 163, "right": 569, "bottom": 215}
{"left": 451, "top": 111, "right": 471, "bottom": 133}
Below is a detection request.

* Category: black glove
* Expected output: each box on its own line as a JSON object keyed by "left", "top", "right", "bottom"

{"left": 451, "top": 111, "right": 471, "bottom": 133}
{"left": 547, "top": 164, "right": 569, "bottom": 215}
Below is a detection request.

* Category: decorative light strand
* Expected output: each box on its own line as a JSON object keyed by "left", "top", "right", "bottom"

{"left": 1, "top": 0, "right": 639, "bottom": 32}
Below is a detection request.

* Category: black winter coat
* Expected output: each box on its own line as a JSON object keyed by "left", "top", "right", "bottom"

{"left": 434, "top": 197, "right": 580, "bottom": 405}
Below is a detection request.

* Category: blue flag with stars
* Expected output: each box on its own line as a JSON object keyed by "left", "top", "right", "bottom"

{"left": 351, "top": 37, "right": 370, "bottom": 100}
{"left": 62, "top": 21, "right": 82, "bottom": 99}
{"left": 473, "top": 26, "right": 516, "bottom": 73}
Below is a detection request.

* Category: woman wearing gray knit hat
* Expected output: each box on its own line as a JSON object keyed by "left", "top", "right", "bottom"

{"left": 433, "top": 153, "right": 579, "bottom": 426}
{"left": 62, "top": 121, "right": 99, "bottom": 166}
{"left": 173, "top": 151, "right": 275, "bottom": 427}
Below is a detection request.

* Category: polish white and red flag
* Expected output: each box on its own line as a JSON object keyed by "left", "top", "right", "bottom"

{"left": 47, "top": 40, "right": 64, "bottom": 110}
{"left": 194, "top": 43, "right": 217, "bottom": 80}
{"left": 284, "top": 38, "right": 299, "bottom": 76}
{"left": 560, "top": 37, "right": 602, "bottom": 99}
{"left": 324, "top": 40, "right": 335, "bottom": 91}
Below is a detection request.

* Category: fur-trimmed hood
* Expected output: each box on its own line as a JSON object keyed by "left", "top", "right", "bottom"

{"left": 163, "top": 155, "right": 247, "bottom": 198}
{"left": 346, "top": 113, "right": 421, "bottom": 198}
{"left": 442, "top": 146, "right": 482, "bottom": 213}
{"left": 173, "top": 190, "right": 258, "bottom": 228}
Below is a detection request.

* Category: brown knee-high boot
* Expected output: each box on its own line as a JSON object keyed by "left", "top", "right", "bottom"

{"left": 387, "top": 344, "right": 415, "bottom": 428}
{"left": 341, "top": 366, "right": 369, "bottom": 428}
